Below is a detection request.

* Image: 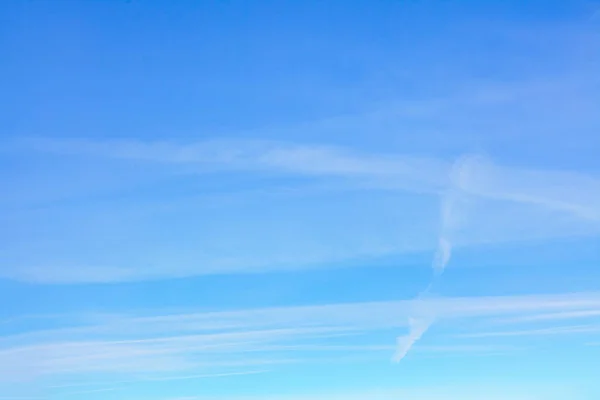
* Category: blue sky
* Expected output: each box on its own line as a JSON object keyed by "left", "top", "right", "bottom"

{"left": 1, "top": 0, "right": 600, "bottom": 399}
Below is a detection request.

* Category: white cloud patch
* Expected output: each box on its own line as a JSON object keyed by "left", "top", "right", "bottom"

{"left": 1, "top": 291, "right": 600, "bottom": 387}
{"left": 453, "top": 154, "right": 600, "bottom": 221}
{"left": 2, "top": 139, "right": 599, "bottom": 284}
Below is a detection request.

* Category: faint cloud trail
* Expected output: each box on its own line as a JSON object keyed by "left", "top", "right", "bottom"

{"left": 393, "top": 155, "right": 472, "bottom": 362}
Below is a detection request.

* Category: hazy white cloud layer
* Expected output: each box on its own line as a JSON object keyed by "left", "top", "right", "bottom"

{"left": 2, "top": 291, "right": 600, "bottom": 388}
{"left": 2, "top": 137, "right": 599, "bottom": 284}
{"left": 2, "top": 2, "right": 600, "bottom": 400}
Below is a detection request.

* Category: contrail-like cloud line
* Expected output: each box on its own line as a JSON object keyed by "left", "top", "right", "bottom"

{"left": 393, "top": 155, "right": 471, "bottom": 362}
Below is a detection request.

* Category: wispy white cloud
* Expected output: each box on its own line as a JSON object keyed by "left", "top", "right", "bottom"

{"left": 50, "top": 369, "right": 267, "bottom": 390}
{"left": 393, "top": 313, "right": 434, "bottom": 362}
{"left": 7, "top": 292, "right": 600, "bottom": 347}
{"left": 3, "top": 137, "right": 600, "bottom": 284}
{"left": 12, "top": 137, "right": 451, "bottom": 194}
{"left": 394, "top": 156, "right": 474, "bottom": 362}
{"left": 11, "top": 137, "right": 600, "bottom": 217}
{"left": 458, "top": 324, "right": 600, "bottom": 338}
{"left": 493, "top": 310, "right": 600, "bottom": 324}
{"left": 2, "top": 292, "right": 600, "bottom": 385}
{"left": 0, "top": 327, "right": 344, "bottom": 379}
{"left": 454, "top": 154, "right": 600, "bottom": 221}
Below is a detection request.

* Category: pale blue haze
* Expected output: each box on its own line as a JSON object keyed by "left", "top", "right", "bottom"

{"left": 1, "top": 1, "right": 600, "bottom": 399}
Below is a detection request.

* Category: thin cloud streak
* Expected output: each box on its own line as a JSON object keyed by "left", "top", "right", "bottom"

{"left": 52, "top": 369, "right": 269, "bottom": 397}
{"left": 12, "top": 137, "right": 600, "bottom": 217}
{"left": 459, "top": 324, "right": 600, "bottom": 338}
{"left": 4, "top": 138, "right": 599, "bottom": 284}
{"left": 393, "top": 156, "right": 469, "bottom": 362}
{"left": 454, "top": 154, "right": 600, "bottom": 221}
{"left": 2, "top": 138, "right": 600, "bottom": 284}
{"left": 12, "top": 137, "right": 450, "bottom": 194}
{"left": 5, "top": 292, "right": 600, "bottom": 349}
{"left": 2, "top": 292, "right": 600, "bottom": 383}
{"left": 493, "top": 310, "right": 600, "bottom": 324}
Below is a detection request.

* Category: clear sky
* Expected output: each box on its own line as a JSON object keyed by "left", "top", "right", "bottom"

{"left": 1, "top": 1, "right": 600, "bottom": 399}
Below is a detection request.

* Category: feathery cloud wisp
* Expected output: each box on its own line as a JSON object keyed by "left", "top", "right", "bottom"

{"left": 3, "top": 291, "right": 600, "bottom": 383}
{"left": 393, "top": 155, "right": 471, "bottom": 362}
{"left": 3, "top": 139, "right": 600, "bottom": 284}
